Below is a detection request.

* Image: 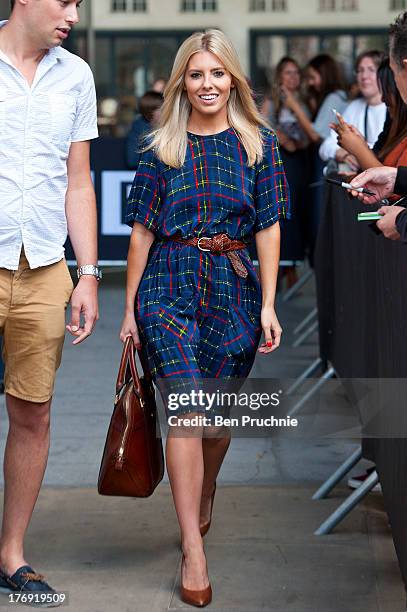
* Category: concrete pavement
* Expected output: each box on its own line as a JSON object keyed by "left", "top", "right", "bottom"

{"left": 0, "top": 267, "right": 404, "bottom": 611}
{"left": 0, "top": 485, "right": 403, "bottom": 611}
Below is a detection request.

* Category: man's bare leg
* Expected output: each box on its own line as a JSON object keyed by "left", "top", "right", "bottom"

{"left": 0, "top": 394, "right": 51, "bottom": 576}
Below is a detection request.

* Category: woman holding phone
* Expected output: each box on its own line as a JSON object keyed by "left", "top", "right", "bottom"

{"left": 332, "top": 58, "right": 407, "bottom": 173}
{"left": 319, "top": 50, "right": 386, "bottom": 172}
{"left": 120, "top": 29, "right": 290, "bottom": 607}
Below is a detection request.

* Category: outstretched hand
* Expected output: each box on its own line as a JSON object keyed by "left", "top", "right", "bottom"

{"left": 349, "top": 167, "right": 398, "bottom": 204}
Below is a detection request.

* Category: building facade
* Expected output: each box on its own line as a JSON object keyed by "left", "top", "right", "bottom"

{"left": 1, "top": 0, "right": 405, "bottom": 99}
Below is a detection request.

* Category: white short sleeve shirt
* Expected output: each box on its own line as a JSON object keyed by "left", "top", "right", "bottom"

{"left": 0, "top": 21, "right": 99, "bottom": 270}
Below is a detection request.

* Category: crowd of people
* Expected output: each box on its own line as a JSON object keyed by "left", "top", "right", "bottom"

{"left": 259, "top": 48, "right": 407, "bottom": 267}
{"left": 126, "top": 41, "right": 407, "bottom": 285}
{"left": 261, "top": 45, "right": 407, "bottom": 246}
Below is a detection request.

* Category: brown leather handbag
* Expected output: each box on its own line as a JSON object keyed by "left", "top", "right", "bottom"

{"left": 98, "top": 336, "right": 164, "bottom": 497}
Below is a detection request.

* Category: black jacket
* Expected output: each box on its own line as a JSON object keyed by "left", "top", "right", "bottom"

{"left": 395, "top": 167, "right": 407, "bottom": 243}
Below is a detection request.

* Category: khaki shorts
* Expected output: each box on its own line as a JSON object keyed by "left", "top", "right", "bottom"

{"left": 0, "top": 251, "right": 74, "bottom": 403}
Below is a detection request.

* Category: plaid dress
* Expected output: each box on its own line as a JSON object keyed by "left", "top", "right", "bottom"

{"left": 126, "top": 127, "right": 290, "bottom": 400}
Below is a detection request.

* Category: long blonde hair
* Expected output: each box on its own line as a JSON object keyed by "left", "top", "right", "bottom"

{"left": 148, "top": 29, "right": 271, "bottom": 168}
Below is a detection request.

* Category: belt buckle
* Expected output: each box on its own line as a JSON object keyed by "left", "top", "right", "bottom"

{"left": 197, "top": 236, "right": 211, "bottom": 252}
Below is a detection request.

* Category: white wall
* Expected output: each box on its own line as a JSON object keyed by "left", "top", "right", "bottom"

{"left": 0, "top": 0, "right": 402, "bottom": 74}
{"left": 93, "top": 0, "right": 405, "bottom": 28}
{"left": 88, "top": 0, "right": 405, "bottom": 73}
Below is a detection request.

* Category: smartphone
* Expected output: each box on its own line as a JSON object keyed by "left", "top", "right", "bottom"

{"left": 332, "top": 108, "right": 345, "bottom": 122}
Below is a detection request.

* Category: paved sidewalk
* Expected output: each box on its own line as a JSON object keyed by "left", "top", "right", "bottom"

{"left": 0, "top": 269, "right": 404, "bottom": 611}
{"left": 0, "top": 485, "right": 403, "bottom": 612}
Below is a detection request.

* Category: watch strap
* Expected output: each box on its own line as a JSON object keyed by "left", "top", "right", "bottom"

{"left": 77, "top": 265, "right": 102, "bottom": 280}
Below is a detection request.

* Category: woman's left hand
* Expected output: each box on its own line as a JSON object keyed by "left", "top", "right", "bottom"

{"left": 258, "top": 306, "right": 282, "bottom": 354}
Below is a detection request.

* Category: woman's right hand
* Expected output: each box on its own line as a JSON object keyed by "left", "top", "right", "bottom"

{"left": 119, "top": 311, "right": 141, "bottom": 348}
{"left": 350, "top": 167, "right": 398, "bottom": 205}
{"left": 279, "top": 85, "right": 298, "bottom": 113}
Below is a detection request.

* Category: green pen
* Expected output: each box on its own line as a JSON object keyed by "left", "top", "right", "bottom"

{"left": 357, "top": 212, "right": 383, "bottom": 221}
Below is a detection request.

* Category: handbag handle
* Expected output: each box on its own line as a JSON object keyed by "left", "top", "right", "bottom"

{"left": 116, "top": 337, "right": 153, "bottom": 399}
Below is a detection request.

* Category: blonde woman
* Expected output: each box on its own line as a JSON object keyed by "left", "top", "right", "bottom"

{"left": 120, "top": 29, "right": 290, "bottom": 608}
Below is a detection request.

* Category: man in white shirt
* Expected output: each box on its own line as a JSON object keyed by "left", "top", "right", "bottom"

{"left": 0, "top": 0, "right": 99, "bottom": 597}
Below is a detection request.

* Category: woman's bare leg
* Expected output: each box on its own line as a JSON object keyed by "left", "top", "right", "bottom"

{"left": 200, "top": 426, "right": 231, "bottom": 526}
{"left": 166, "top": 416, "right": 210, "bottom": 590}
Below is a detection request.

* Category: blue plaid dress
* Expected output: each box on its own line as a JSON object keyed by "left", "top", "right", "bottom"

{"left": 126, "top": 127, "right": 290, "bottom": 398}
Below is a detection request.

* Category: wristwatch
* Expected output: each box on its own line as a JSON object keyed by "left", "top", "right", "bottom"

{"left": 77, "top": 264, "right": 102, "bottom": 281}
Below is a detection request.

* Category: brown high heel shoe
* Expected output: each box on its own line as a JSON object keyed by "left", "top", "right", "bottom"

{"left": 200, "top": 482, "right": 216, "bottom": 537}
{"left": 180, "top": 553, "right": 212, "bottom": 607}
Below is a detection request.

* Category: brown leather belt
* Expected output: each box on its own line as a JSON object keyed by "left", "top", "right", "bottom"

{"left": 165, "top": 233, "right": 248, "bottom": 279}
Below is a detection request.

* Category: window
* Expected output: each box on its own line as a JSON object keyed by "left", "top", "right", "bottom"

{"left": 111, "top": 0, "right": 126, "bottom": 10}
{"left": 111, "top": 0, "right": 147, "bottom": 12}
{"left": 181, "top": 0, "right": 217, "bottom": 12}
{"left": 319, "top": 0, "right": 335, "bottom": 9}
{"left": 70, "top": 33, "right": 192, "bottom": 97}
{"left": 272, "top": 0, "right": 287, "bottom": 8}
{"left": 250, "top": 0, "right": 266, "bottom": 9}
{"left": 251, "top": 30, "right": 387, "bottom": 96}
{"left": 390, "top": 0, "right": 406, "bottom": 9}
{"left": 250, "top": 0, "right": 287, "bottom": 10}
{"left": 319, "top": 0, "right": 357, "bottom": 9}
{"left": 355, "top": 33, "right": 388, "bottom": 57}
{"left": 133, "top": 0, "right": 147, "bottom": 9}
